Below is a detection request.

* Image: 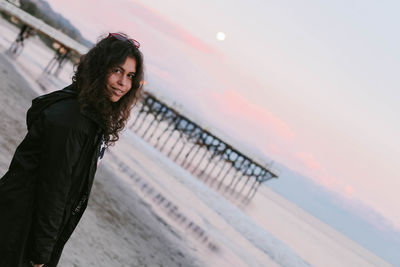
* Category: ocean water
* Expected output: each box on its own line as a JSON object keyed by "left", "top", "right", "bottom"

{"left": 0, "top": 18, "right": 392, "bottom": 266}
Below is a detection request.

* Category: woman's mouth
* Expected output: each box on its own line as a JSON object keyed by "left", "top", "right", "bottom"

{"left": 112, "top": 87, "right": 124, "bottom": 96}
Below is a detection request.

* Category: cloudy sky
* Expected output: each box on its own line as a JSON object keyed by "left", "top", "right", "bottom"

{"left": 46, "top": 0, "right": 399, "bottom": 231}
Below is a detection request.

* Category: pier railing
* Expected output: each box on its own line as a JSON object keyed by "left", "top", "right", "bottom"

{"left": 129, "top": 91, "right": 279, "bottom": 201}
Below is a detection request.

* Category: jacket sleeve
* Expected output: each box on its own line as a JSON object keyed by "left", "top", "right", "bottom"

{"left": 29, "top": 116, "right": 88, "bottom": 264}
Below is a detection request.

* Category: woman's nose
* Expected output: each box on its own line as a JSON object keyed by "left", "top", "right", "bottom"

{"left": 117, "top": 75, "right": 127, "bottom": 87}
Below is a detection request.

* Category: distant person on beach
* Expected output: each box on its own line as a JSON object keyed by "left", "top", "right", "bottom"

{"left": 9, "top": 24, "right": 35, "bottom": 56}
{"left": 0, "top": 33, "right": 144, "bottom": 267}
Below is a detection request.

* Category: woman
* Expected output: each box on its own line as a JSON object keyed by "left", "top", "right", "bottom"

{"left": 0, "top": 32, "right": 144, "bottom": 267}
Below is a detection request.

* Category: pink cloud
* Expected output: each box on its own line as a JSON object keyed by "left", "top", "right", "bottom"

{"left": 295, "top": 152, "right": 321, "bottom": 171}
{"left": 294, "top": 152, "right": 357, "bottom": 198}
{"left": 345, "top": 185, "right": 355, "bottom": 196}
{"left": 208, "top": 89, "right": 295, "bottom": 142}
{"left": 204, "top": 90, "right": 361, "bottom": 202}
{"left": 268, "top": 143, "right": 281, "bottom": 155}
{"left": 146, "top": 64, "right": 175, "bottom": 83}
{"left": 48, "top": 0, "right": 218, "bottom": 54}
{"left": 125, "top": 2, "right": 219, "bottom": 54}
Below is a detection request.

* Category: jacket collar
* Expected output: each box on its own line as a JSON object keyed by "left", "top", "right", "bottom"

{"left": 82, "top": 105, "right": 105, "bottom": 131}
{"left": 63, "top": 84, "right": 105, "bottom": 131}
{"left": 27, "top": 84, "right": 105, "bottom": 131}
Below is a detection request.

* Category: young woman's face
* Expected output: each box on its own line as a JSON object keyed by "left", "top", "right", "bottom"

{"left": 106, "top": 56, "right": 137, "bottom": 102}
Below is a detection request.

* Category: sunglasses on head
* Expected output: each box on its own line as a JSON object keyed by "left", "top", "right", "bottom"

{"left": 107, "top": 33, "right": 140, "bottom": 48}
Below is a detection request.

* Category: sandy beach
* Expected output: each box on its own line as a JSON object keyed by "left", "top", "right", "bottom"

{"left": 0, "top": 51, "right": 205, "bottom": 266}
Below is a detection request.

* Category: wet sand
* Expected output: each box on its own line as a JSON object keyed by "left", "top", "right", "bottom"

{"left": 0, "top": 52, "right": 203, "bottom": 266}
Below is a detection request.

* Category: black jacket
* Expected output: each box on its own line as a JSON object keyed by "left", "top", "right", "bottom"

{"left": 0, "top": 84, "right": 105, "bottom": 267}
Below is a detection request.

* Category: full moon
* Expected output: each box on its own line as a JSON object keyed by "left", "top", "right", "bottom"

{"left": 216, "top": 32, "right": 226, "bottom": 41}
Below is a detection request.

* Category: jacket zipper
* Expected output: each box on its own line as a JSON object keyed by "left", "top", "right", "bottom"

{"left": 72, "top": 193, "right": 88, "bottom": 216}
{"left": 71, "top": 132, "right": 103, "bottom": 216}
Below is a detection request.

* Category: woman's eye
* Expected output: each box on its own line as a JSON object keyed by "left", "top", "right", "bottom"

{"left": 128, "top": 74, "right": 135, "bottom": 79}
{"left": 113, "top": 68, "right": 121, "bottom": 73}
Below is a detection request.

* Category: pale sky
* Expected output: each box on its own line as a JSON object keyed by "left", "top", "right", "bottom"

{"left": 46, "top": 0, "right": 399, "bottom": 230}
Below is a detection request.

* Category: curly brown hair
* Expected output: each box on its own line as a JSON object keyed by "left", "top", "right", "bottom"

{"left": 72, "top": 33, "right": 144, "bottom": 147}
